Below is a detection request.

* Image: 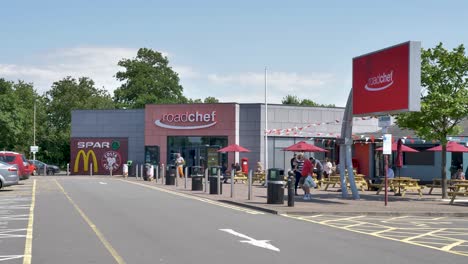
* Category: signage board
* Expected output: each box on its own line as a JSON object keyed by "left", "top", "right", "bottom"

{"left": 30, "top": 146, "right": 39, "bottom": 153}
{"left": 378, "top": 116, "right": 392, "bottom": 128}
{"left": 383, "top": 134, "right": 392, "bottom": 155}
{"left": 352, "top": 41, "right": 421, "bottom": 116}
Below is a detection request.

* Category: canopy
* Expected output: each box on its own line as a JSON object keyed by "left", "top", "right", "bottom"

{"left": 426, "top": 141, "right": 468, "bottom": 152}
{"left": 376, "top": 143, "right": 419, "bottom": 152}
{"left": 217, "top": 144, "right": 250, "bottom": 153}
{"left": 283, "top": 141, "right": 328, "bottom": 152}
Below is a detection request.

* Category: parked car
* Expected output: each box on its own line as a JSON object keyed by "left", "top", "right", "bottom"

{"left": 0, "top": 151, "right": 31, "bottom": 180}
{"left": 27, "top": 161, "right": 36, "bottom": 176}
{"left": 0, "top": 161, "right": 20, "bottom": 189}
{"left": 29, "top": 160, "right": 60, "bottom": 175}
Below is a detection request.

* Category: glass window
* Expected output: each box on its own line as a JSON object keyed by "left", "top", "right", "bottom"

{"left": 404, "top": 145, "right": 435, "bottom": 165}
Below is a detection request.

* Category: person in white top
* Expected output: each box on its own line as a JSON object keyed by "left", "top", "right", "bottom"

{"left": 387, "top": 167, "right": 395, "bottom": 179}
{"left": 176, "top": 153, "right": 185, "bottom": 178}
{"left": 323, "top": 158, "right": 333, "bottom": 179}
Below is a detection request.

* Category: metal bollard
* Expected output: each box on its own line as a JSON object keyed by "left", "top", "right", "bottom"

{"left": 110, "top": 168, "right": 113, "bottom": 177}
{"left": 155, "top": 166, "right": 159, "bottom": 183}
{"left": 161, "top": 164, "right": 165, "bottom": 184}
{"left": 136, "top": 164, "right": 139, "bottom": 179}
{"left": 184, "top": 167, "right": 188, "bottom": 189}
{"left": 141, "top": 165, "right": 143, "bottom": 180}
{"left": 230, "top": 169, "right": 234, "bottom": 198}
{"left": 90, "top": 163, "right": 93, "bottom": 176}
{"left": 248, "top": 170, "right": 252, "bottom": 200}
{"left": 44, "top": 165, "right": 47, "bottom": 176}
{"left": 217, "top": 169, "right": 221, "bottom": 195}
{"left": 67, "top": 163, "right": 70, "bottom": 176}
{"left": 204, "top": 168, "right": 208, "bottom": 193}
{"left": 176, "top": 166, "right": 179, "bottom": 187}
{"left": 288, "top": 175, "right": 295, "bottom": 207}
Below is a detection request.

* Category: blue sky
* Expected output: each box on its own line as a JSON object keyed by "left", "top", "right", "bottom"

{"left": 1, "top": 0, "right": 467, "bottom": 106}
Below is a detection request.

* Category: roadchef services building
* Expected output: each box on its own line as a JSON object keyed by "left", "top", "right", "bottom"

{"left": 71, "top": 103, "right": 383, "bottom": 176}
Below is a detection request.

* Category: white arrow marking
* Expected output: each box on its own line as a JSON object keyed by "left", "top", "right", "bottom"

{"left": 99, "top": 182, "right": 107, "bottom": 185}
{"left": 219, "top": 229, "right": 280, "bottom": 252}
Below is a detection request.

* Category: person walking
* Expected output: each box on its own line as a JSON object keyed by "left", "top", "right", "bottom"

{"left": 311, "top": 157, "right": 324, "bottom": 181}
{"left": 301, "top": 156, "right": 316, "bottom": 200}
{"left": 176, "top": 153, "right": 185, "bottom": 178}
{"left": 323, "top": 158, "right": 333, "bottom": 179}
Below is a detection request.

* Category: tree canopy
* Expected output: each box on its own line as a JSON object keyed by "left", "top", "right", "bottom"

{"left": 114, "top": 48, "right": 187, "bottom": 108}
{"left": 396, "top": 43, "right": 468, "bottom": 198}
{"left": 281, "top": 94, "right": 335, "bottom": 107}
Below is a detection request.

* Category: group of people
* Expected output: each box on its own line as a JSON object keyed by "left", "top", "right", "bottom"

{"left": 290, "top": 154, "right": 334, "bottom": 200}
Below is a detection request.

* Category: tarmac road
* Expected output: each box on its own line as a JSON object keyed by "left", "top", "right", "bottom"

{"left": 2, "top": 177, "right": 467, "bottom": 263}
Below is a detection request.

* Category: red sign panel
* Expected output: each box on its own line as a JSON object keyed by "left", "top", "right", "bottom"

{"left": 353, "top": 41, "right": 421, "bottom": 116}
{"left": 70, "top": 138, "right": 128, "bottom": 175}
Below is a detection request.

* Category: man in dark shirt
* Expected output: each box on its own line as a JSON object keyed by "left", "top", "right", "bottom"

{"left": 311, "top": 158, "right": 324, "bottom": 181}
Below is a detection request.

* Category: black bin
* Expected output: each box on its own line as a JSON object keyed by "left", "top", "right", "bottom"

{"left": 166, "top": 165, "right": 176, "bottom": 185}
{"left": 191, "top": 166, "right": 203, "bottom": 191}
{"left": 267, "top": 168, "right": 284, "bottom": 204}
{"left": 209, "top": 166, "right": 222, "bottom": 194}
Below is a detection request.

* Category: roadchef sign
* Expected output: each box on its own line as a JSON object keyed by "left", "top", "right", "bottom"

{"left": 154, "top": 111, "right": 217, "bottom": 129}
{"left": 352, "top": 41, "right": 421, "bottom": 116}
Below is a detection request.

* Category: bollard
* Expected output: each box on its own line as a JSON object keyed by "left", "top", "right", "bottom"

{"left": 230, "top": 169, "right": 234, "bottom": 198}
{"left": 67, "top": 163, "right": 70, "bottom": 176}
{"left": 156, "top": 166, "right": 159, "bottom": 183}
{"left": 288, "top": 175, "right": 295, "bottom": 207}
{"left": 217, "top": 169, "right": 221, "bottom": 195}
{"left": 204, "top": 168, "right": 209, "bottom": 193}
{"left": 44, "top": 165, "right": 47, "bottom": 176}
{"left": 90, "top": 163, "right": 93, "bottom": 176}
{"left": 141, "top": 165, "right": 143, "bottom": 180}
{"left": 161, "top": 164, "right": 165, "bottom": 184}
{"left": 110, "top": 168, "right": 113, "bottom": 177}
{"left": 136, "top": 164, "right": 139, "bottom": 179}
{"left": 184, "top": 167, "right": 188, "bottom": 189}
{"left": 248, "top": 170, "right": 252, "bottom": 200}
{"left": 175, "top": 166, "right": 179, "bottom": 187}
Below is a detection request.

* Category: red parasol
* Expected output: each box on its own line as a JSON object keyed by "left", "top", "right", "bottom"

{"left": 283, "top": 141, "right": 328, "bottom": 152}
{"left": 376, "top": 143, "right": 419, "bottom": 152}
{"left": 426, "top": 141, "right": 468, "bottom": 152}
{"left": 217, "top": 144, "right": 250, "bottom": 153}
{"left": 395, "top": 139, "right": 404, "bottom": 168}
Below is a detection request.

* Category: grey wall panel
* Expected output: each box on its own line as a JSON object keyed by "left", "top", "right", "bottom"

{"left": 71, "top": 109, "right": 145, "bottom": 164}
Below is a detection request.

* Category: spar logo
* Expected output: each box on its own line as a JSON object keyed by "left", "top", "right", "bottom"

{"left": 365, "top": 70, "right": 394, "bottom": 91}
{"left": 101, "top": 151, "right": 122, "bottom": 172}
{"left": 155, "top": 111, "right": 217, "bottom": 130}
{"left": 74, "top": 150, "right": 98, "bottom": 173}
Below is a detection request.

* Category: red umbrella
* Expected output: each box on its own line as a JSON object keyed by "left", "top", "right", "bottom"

{"left": 376, "top": 143, "right": 419, "bottom": 152}
{"left": 283, "top": 141, "right": 328, "bottom": 152}
{"left": 426, "top": 141, "right": 468, "bottom": 152}
{"left": 217, "top": 144, "right": 250, "bottom": 153}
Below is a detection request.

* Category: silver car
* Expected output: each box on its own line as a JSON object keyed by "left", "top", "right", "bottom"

{"left": 0, "top": 161, "right": 19, "bottom": 189}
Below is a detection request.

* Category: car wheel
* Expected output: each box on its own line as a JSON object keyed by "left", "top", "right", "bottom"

{"left": 33, "top": 170, "right": 37, "bottom": 176}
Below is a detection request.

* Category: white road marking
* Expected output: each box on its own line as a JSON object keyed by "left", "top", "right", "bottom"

{"left": 99, "top": 182, "right": 107, "bottom": 185}
{"left": 219, "top": 229, "right": 280, "bottom": 252}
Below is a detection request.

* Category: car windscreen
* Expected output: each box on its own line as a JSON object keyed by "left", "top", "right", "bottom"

{"left": 0, "top": 155, "right": 15, "bottom": 162}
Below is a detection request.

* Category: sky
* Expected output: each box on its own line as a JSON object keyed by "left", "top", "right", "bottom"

{"left": 1, "top": 0, "right": 467, "bottom": 107}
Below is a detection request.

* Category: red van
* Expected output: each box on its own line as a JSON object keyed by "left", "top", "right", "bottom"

{"left": 0, "top": 151, "right": 31, "bottom": 180}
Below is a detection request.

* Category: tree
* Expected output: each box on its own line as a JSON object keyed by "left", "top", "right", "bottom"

{"left": 282, "top": 94, "right": 335, "bottom": 107}
{"left": 396, "top": 43, "right": 468, "bottom": 199}
{"left": 44, "top": 77, "right": 115, "bottom": 165}
{"left": 114, "top": 48, "right": 187, "bottom": 108}
{"left": 203, "top": 96, "right": 219, "bottom": 103}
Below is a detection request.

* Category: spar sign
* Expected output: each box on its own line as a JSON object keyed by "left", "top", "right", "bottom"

{"left": 353, "top": 41, "right": 421, "bottom": 116}
{"left": 70, "top": 138, "right": 128, "bottom": 175}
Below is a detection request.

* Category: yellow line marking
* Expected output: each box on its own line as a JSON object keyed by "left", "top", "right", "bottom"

{"left": 442, "top": 241, "right": 466, "bottom": 251}
{"left": 370, "top": 227, "right": 397, "bottom": 235}
{"left": 402, "top": 228, "right": 446, "bottom": 242}
{"left": 280, "top": 213, "right": 468, "bottom": 257}
{"left": 120, "top": 179, "right": 264, "bottom": 215}
{"left": 54, "top": 180, "right": 126, "bottom": 264}
{"left": 22, "top": 179, "right": 36, "bottom": 264}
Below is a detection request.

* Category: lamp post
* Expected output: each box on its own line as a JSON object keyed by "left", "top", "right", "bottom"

{"left": 264, "top": 67, "right": 268, "bottom": 185}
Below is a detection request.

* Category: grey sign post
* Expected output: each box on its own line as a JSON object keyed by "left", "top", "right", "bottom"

{"left": 204, "top": 168, "right": 208, "bottom": 193}
{"left": 217, "top": 169, "right": 221, "bottom": 195}
{"left": 184, "top": 167, "right": 188, "bottom": 189}
{"left": 248, "top": 170, "right": 252, "bottom": 200}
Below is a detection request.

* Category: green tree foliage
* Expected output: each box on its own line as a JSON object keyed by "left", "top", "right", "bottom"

{"left": 114, "top": 48, "right": 186, "bottom": 108}
{"left": 203, "top": 96, "right": 219, "bottom": 103}
{"left": 43, "top": 77, "right": 115, "bottom": 165}
{"left": 282, "top": 94, "right": 335, "bottom": 107}
{"left": 396, "top": 43, "right": 468, "bottom": 198}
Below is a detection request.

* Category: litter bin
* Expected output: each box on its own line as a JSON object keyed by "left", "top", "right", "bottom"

{"left": 166, "top": 165, "right": 176, "bottom": 185}
{"left": 191, "top": 166, "right": 203, "bottom": 191}
{"left": 267, "top": 168, "right": 284, "bottom": 204}
{"left": 209, "top": 166, "right": 222, "bottom": 194}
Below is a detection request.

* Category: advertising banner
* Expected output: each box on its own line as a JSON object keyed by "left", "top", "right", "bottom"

{"left": 352, "top": 41, "right": 421, "bottom": 116}
{"left": 70, "top": 138, "right": 128, "bottom": 175}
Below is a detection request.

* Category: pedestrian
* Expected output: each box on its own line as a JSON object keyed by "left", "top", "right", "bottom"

{"left": 301, "top": 156, "right": 316, "bottom": 200}
{"left": 176, "top": 153, "right": 185, "bottom": 178}
{"left": 294, "top": 153, "right": 304, "bottom": 196}
{"left": 453, "top": 168, "right": 465, "bottom": 180}
{"left": 290, "top": 154, "right": 297, "bottom": 171}
{"left": 323, "top": 158, "right": 333, "bottom": 179}
{"left": 311, "top": 157, "right": 324, "bottom": 181}
{"left": 387, "top": 166, "right": 395, "bottom": 179}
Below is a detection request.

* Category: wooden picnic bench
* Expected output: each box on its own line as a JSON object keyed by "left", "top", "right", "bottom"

{"left": 448, "top": 183, "right": 468, "bottom": 205}
{"left": 391, "top": 177, "right": 424, "bottom": 197}
{"left": 233, "top": 171, "right": 248, "bottom": 183}
{"left": 252, "top": 172, "right": 265, "bottom": 184}
{"left": 322, "top": 176, "right": 342, "bottom": 191}
{"left": 321, "top": 175, "right": 367, "bottom": 191}
{"left": 426, "top": 179, "right": 441, "bottom": 194}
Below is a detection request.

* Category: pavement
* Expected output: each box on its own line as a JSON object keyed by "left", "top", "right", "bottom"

{"left": 117, "top": 175, "right": 468, "bottom": 217}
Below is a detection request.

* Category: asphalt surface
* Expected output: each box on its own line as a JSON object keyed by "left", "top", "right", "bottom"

{"left": 1, "top": 177, "right": 468, "bottom": 263}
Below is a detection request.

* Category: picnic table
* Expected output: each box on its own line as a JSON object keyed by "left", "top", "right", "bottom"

{"left": 375, "top": 177, "right": 423, "bottom": 197}
{"left": 322, "top": 175, "right": 367, "bottom": 191}
{"left": 426, "top": 178, "right": 441, "bottom": 194}
{"left": 448, "top": 183, "right": 468, "bottom": 205}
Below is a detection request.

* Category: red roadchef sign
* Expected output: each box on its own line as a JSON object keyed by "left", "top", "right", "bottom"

{"left": 352, "top": 41, "right": 421, "bottom": 116}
